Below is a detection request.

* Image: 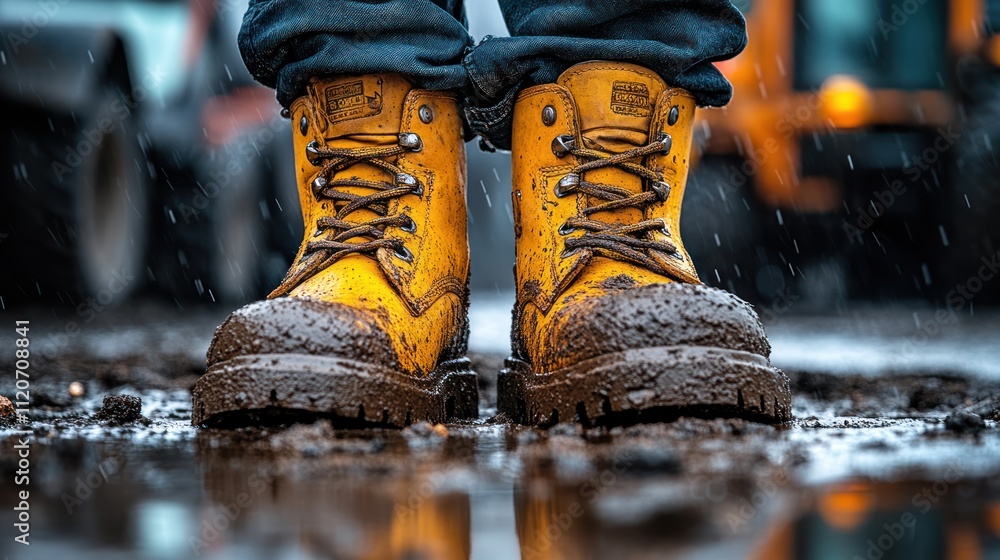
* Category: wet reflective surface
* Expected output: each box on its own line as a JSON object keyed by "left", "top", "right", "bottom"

{"left": 1, "top": 301, "right": 999, "bottom": 559}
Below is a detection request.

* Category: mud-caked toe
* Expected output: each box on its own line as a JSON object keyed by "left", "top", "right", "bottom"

{"left": 536, "top": 283, "right": 770, "bottom": 371}
{"left": 207, "top": 297, "right": 401, "bottom": 369}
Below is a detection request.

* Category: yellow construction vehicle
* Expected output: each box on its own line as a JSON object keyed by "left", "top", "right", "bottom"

{"left": 684, "top": 0, "right": 1000, "bottom": 303}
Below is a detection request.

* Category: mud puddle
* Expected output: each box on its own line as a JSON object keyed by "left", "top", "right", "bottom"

{"left": 2, "top": 302, "right": 1000, "bottom": 558}
{"left": 2, "top": 353, "right": 999, "bottom": 558}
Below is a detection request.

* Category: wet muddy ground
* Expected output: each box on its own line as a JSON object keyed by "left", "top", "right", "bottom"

{"left": 1, "top": 298, "right": 999, "bottom": 559}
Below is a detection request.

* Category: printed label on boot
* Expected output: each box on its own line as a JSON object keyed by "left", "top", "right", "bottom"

{"left": 324, "top": 78, "right": 383, "bottom": 123}
{"left": 611, "top": 81, "right": 651, "bottom": 117}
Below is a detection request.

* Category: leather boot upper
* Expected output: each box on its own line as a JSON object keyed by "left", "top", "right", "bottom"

{"left": 209, "top": 74, "right": 470, "bottom": 376}
{"left": 510, "top": 61, "right": 768, "bottom": 372}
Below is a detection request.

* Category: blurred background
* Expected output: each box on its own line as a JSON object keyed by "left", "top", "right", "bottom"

{"left": 2, "top": 0, "right": 998, "bottom": 309}
{"left": 3, "top": 2, "right": 1000, "bottom": 560}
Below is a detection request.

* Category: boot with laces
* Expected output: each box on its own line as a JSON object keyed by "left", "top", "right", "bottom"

{"left": 498, "top": 61, "right": 791, "bottom": 426}
{"left": 192, "top": 74, "right": 477, "bottom": 427}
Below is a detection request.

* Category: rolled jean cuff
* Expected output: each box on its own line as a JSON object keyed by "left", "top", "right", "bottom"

{"left": 238, "top": 0, "right": 473, "bottom": 107}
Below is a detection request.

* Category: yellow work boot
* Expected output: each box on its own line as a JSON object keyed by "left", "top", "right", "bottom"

{"left": 498, "top": 61, "right": 791, "bottom": 425}
{"left": 192, "top": 74, "right": 476, "bottom": 427}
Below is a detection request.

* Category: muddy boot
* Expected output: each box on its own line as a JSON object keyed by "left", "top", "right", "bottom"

{"left": 192, "top": 74, "right": 477, "bottom": 427}
{"left": 498, "top": 61, "right": 791, "bottom": 426}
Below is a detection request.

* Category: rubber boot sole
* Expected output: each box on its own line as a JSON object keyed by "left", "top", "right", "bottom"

{"left": 192, "top": 354, "right": 478, "bottom": 428}
{"left": 498, "top": 345, "right": 792, "bottom": 426}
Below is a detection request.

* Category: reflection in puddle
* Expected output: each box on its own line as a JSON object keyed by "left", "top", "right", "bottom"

{"left": 3, "top": 417, "right": 1000, "bottom": 559}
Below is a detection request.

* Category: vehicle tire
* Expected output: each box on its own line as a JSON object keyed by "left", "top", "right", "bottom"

{"left": 150, "top": 140, "right": 270, "bottom": 304}
{"left": 0, "top": 95, "right": 148, "bottom": 305}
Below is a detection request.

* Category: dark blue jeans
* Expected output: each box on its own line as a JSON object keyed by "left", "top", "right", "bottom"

{"left": 238, "top": 0, "right": 746, "bottom": 150}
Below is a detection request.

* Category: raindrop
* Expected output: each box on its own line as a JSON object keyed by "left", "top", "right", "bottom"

{"left": 964, "top": 194, "right": 970, "bottom": 208}
{"left": 921, "top": 263, "right": 931, "bottom": 286}
{"left": 793, "top": 239, "right": 799, "bottom": 254}
{"left": 938, "top": 225, "right": 949, "bottom": 247}
{"left": 714, "top": 233, "right": 721, "bottom": 247}
{"left": 847, "top": 155, "right": 854, "bottom": 170}
{"left": 87, "top": 50, "right": 94, "bottom": 64}
{"left": 776, "top": 209, "right": 784, "bottom": 226}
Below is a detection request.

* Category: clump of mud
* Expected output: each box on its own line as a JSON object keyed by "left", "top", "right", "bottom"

{"left": 0, "top": 395, "right": 18, "bottom": 428}
{"left": 94, "top": 395, "right": 145, "bottom": 425}
{"left": 944, "top": 411, "right": 985, "bottom": 434}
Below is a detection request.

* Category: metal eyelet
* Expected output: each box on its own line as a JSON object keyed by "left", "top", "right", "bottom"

{"left": 280, "top": 108, "right": 291, "bottom": 118}
{"left": 668, "top": 106, "right": 679, "bottom": 126}
{"left": 554, "top": 173, "right": 579, "bottom": 197}
{"left": 393, "top": 244, "right": 414, "bottom": 262}
{"left": 299, "top": 116, "right": 309, "bottom": 135}
{"left": 398, "top": 132, "right": 423, "bottom": 151}
{"left": 306, "top": 140, "right": 322, "bottom": 165}
{"left": 400, "top": 215, "right": 417, "bottom": 233}
{"left": 542, "top": 105, "right": 556, "bottom": 126}
{"left": 560, "top": 247, "right": 580, "bottom": 259}
{"left": 418, "top": 105, "right": 434, "bottom": 124}
{"left": 311, "top": 176, "right": 327, "bottom": 198}
{"left": 657, "top": 133, "right": 673, "bottom": 154}
{"left": 396, "top": 172, "right": 422, "bottom": 196}
{"left": 651, "top": 180, "right": 671, "bottom": 201}
{"left": 658, "top": 218, "right": 671, "bottom": 236}
{"left": 558, "top": 222, "right": 575, "bottom": 236}
{"left": 551, "top": 134, "right": 575, "bottom": 157}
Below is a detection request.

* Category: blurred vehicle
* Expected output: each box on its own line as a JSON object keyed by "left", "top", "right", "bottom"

{"left": 0, "top": 0, "right": 295, "bottom": 307}
{"left": 685, "top": 0, "right": 1000, "bottom": 303}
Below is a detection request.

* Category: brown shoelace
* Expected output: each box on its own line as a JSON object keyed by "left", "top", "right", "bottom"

{"left": 269, "top": 133, "right": 422, "bottom": 297}
{"left": 551, "top": 133, "right": 680, "bottom": 274}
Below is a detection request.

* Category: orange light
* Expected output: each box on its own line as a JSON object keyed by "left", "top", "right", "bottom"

{"left": 986, "top": 36, "right": 1000, "bottom": 69}
{"left": 819, "top": 75, "right": 873, "bottom": 130}
{"left": 987, "top": 501, "right": 1000, "bottom": 536}
{"left": 817, "top": 482, "right": 874, "bottom": 531}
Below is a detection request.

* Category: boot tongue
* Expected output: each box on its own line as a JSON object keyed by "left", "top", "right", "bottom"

{"left": 307, "top": 73, "right": 413, "bottom": 141}
{"left": 305, "top": 74, "right": 415, "bottom": 245}
{"left": 557, "top": 61, "right": 667, "bottom": 151}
